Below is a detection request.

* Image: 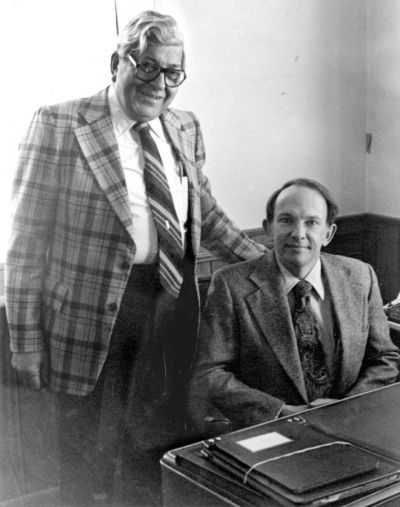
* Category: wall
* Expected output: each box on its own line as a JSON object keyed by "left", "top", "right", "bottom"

{"left": 366, "top": 0, "right": 400, "bottom": 218}
{"left": 0, "top": 0, "right": 117, "bottom": 265}
{"left": 155, "top": 0, "right": 369, "bottom": 228}
{"left": 0, "top": 0, "right": 369, "bottom": 265}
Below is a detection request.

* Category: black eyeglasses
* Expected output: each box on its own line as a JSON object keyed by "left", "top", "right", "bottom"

{"left": 127, "top": 53, "right": 186, "bottom": 88}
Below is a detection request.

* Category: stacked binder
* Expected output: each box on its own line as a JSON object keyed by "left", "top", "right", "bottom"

{"left": 194, "top": 415, "right": 400, "bottom": 506}
{"left": 164, "top": 385, "right": 400, "bottom": 505}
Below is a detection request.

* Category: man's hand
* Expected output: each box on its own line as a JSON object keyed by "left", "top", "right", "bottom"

{"left": 307, "top": 397, "right": 338, "bottom": 408}
{"left": 280, "top": 404, "right": 309, "bottom": 417}
{"left": 280, "top": 398, "right": 339, "bottom": 417}
{"left": 11, "top": 351, "right": 49, "bottom": 390}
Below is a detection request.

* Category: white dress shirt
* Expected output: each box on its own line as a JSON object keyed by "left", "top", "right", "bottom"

{"left": 108, "top": 85, "right": 188, "bottom": 263}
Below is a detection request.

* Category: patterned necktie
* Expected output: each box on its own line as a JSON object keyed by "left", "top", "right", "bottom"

{"left": 292, "top": 280, "right": 331, "bottom": 401}
{"left": 133, "top": 123, "right": 183, "bottom": 298}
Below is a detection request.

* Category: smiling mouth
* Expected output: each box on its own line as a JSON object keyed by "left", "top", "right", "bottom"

{"left": 141, "top": 91, "right": 164, "bottom": 101}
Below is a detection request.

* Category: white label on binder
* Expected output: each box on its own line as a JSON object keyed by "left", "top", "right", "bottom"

{"left": 237, "top": 432, "right": 292, "bottom": 452}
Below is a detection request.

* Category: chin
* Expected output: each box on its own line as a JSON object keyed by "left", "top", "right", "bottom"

{"left": 285, "top": 253, "right": 308, "bottom": 265}
{"left": 130, "top": 102, "right": 161, "bottom": 122}
{"left": 284, "top": 257, "right": 312, "bottom": 273}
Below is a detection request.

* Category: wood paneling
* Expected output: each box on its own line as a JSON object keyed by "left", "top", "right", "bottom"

{"left": 367, "top": 215, "right": 400, "bottom": 303}
{"left": 197, "top": 213, "right": 400, "bottom": 304}
{"left": 324, "top": 214, "right": 369, "bottom": 262}
{"left": 326, "top": 213, "right": 400, "bottom": 303}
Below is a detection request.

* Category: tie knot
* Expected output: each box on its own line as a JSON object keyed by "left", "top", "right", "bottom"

{"left": 133, "top": 122, "right": 150, "bottom": 134}
{"left": 293, "top": 280, "right": 313, "bottom": 301}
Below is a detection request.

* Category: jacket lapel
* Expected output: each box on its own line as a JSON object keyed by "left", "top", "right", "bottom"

{"left": 321, "top": 255, "right": 362, "bottom": 393}
{"left": 161, "top": 111, "right": 201, "bottom": 254}
{"left": 74, "top": 88, "right": 134, "bottom": 240}
{"left": 246, "top": 253, "right": 308, "bottom": 402}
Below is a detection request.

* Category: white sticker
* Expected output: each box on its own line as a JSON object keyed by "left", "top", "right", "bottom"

{"left": 237, "top": 432, "right": 292, "bottom": 452}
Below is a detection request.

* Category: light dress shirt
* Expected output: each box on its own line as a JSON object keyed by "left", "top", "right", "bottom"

{"left": 277, "top": 257, "right": 338, "bottom": 380}
{"left": 108, "top": 85, "right": 188, "bottom": 263}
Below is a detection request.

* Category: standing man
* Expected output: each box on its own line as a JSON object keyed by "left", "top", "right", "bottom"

{"left": 189, "top": 178, "right": 399, "bottom": 433}
{"left": 5, "top": 11, "right": 265, "bottom": 506}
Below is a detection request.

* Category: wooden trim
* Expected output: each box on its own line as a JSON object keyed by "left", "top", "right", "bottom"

{"left": 196, "top": 213, "right": 400, "bottom": 304}
{"left": 365, "top": 214, "right": 400, "bottom": 303}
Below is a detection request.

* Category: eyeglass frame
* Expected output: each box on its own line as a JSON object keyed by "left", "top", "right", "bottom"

{"left": 126, "top": 53, "right": 187, "bottom": 88}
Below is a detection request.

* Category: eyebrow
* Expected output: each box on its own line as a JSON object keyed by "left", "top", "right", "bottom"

{"left": 276, "top": 212, "right": 323, "bottom": 221}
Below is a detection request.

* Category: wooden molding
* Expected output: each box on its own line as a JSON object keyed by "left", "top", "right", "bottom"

{"left": 197, "top": 213, "right": 400, "bottom": 304}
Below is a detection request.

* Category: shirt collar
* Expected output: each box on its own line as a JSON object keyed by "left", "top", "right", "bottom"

{"left": 108, "top": 84, "right": 164, "bottom": 139}
{"left": 276, "top": 256, "right": 325, "bottom": 300}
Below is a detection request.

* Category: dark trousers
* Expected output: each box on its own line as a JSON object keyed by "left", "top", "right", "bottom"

{"left": 58, "top": 261, "right": 198, "bottom": 506}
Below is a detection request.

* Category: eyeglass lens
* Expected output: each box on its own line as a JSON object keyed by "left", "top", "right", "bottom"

{"left": 127, "top": 54, "right": 185, "bottom": 87}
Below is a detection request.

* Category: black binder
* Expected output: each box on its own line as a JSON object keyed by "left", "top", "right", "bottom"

{"left": 168, "top": 385, "right": 400, "bottom": 506}
{"left": 197, "top": 416, "right": 400, "bottom": 506}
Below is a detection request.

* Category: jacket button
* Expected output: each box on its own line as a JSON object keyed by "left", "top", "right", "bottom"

{"left": 108, "top": 302, "right": 118, "bottom": 312}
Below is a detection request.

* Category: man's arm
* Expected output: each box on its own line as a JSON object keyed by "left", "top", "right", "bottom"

{"left": 345, "top": 265, "right": 399, "bottom": 397}
{"left": 187, "top": 113, "right": 266, "bottom": 262}
{"left": 199, "top": 172, "right": 266, "bottom": 262}
{"left": 189, "top": 270, "right": 284, "bottom": 431}
{"left": 5, "top": 107, "right": 59, "bottom": 380}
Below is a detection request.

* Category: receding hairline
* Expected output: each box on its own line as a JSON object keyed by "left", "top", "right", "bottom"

{"left": 266, "top": 178, "right": 339, "bottom": 225}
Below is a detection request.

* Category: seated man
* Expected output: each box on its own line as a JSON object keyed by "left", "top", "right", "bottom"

{"left": 189, "top": 178, "right": 399, "bottom": 432}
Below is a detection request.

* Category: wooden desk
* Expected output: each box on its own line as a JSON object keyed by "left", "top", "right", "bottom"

{"left": 161, "top": 384, "right": 400, "bottom": 506}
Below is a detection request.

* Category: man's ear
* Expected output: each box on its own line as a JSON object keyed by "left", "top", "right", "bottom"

{"left": 323, "top": 223, "right": 337, "bottom": 247}
{"left": 262, "top": 218, "right": 272, "bottom": 238}
{"left": 110, "top": 52, "right": 120, "bottom": 82}
{"left": 262, "top": 218, "right": 275, "bottom": 248}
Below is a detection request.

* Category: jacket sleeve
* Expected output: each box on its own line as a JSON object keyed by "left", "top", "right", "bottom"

{"left": 188, "top": 113, "right": 266, "bottom": 263}
{"left": 189, "top": 270, "right": 284, "bottom": 433}
{"left": 5, "top": 107, "right": 59, "bottom": 352}
{"left": 344, "top": 264, "right": 399, "bottom": 396}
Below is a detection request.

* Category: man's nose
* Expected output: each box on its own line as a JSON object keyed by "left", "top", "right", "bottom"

{"left": 152, "top": 71, "right": 167, "bottom": 88}
{"left": 291, "top": 221, "right": 306, "bottom": 238}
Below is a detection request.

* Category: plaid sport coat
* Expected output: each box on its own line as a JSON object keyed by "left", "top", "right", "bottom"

{"left": 5, "top": 87, "right": 264, "bottom": 395}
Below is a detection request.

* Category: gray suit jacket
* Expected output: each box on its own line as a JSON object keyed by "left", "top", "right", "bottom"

{"left": 189, "top": 250, "right": 399, "bottom": 431}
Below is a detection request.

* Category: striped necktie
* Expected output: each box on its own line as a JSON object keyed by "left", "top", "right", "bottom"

{"left": 133, "top": 122, "right": 184, "bottom": 298}
{"left": 292, "top": 280, "right": 331, "bottom": 401}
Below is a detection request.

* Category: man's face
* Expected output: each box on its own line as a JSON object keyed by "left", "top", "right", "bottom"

{"left": 267, "top": 185, "right": 336, "bottom": 278}
{"left": 112, "top": 42, "right": 183, "bottom": 122}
